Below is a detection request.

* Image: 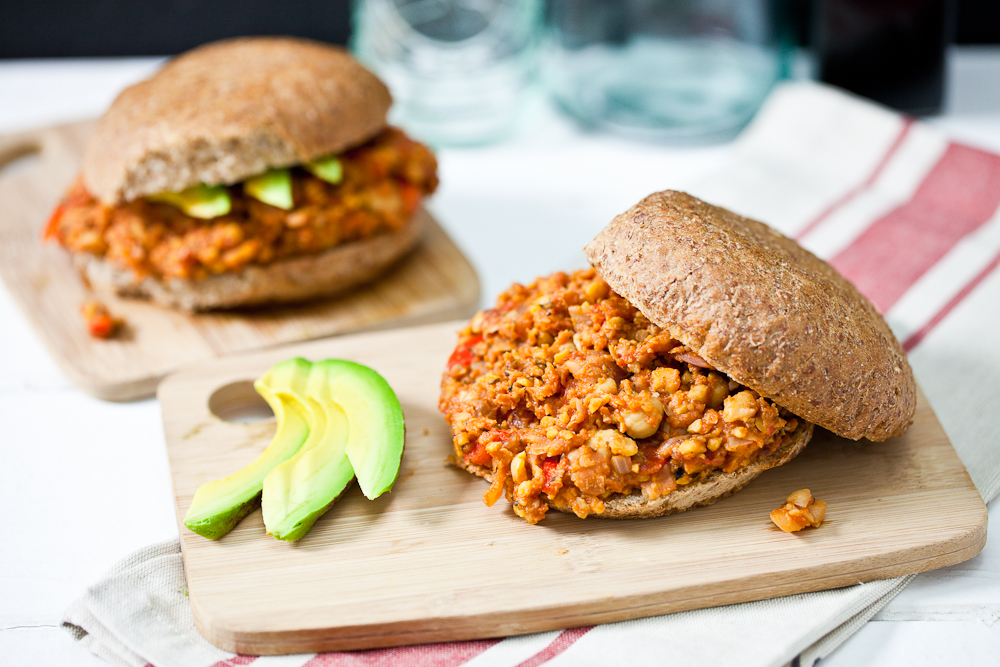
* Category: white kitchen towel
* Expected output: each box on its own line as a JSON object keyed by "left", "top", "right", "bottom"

{"left": 63, "top": 81, "right": 1000, "bottom": 667}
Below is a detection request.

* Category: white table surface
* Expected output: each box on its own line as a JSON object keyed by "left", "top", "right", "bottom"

{"left": 1, "top": 47, "right": 998, "bottom": 666}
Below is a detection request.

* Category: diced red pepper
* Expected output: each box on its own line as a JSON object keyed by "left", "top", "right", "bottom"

{"left": 464, "top": 438, "right": 493, "bottom": 467}
{"left": 87, "top": 315, "right": 115, "bottom": 338}
{"left": 80, "top": 300, "right": 122, "bottom": 339}
{"left": 702, "top": 448, "right": 727, "bottom": 468}
{"left": 637, "top": 446, "right": 668, "bottom": 475}
{"left": 447, "top": 334, "right": 482, "bottom": 371}
{"left": 399, "top": 182, "right": 422, "bottom": 215}
{"left": 43, "top": 203, "right": 66, "bottom": 240}
{"left": 541, "top": 456, "right": 561, "bottom": 494}
{"left": 44, "top": 180, "right": 92, "bottom": 240}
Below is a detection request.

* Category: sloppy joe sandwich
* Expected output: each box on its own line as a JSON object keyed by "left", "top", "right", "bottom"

{"left": 440, "top": 191, "right": 915, "bottom": 524}
{"left": 44, "top": 37, "right": 438, "bottom": 311}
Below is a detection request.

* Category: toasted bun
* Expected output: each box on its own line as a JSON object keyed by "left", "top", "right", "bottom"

{"left": 455, "top": 423, "right": 813, "bottom": 520}
{"left": 584, "top": 190, "right": 915, "bottom": 442}
{"left": 597, "top": 422, "right": 813, "bottom": 518}
{"left": 76, "top": 208, "right": 426, "bottom": 311}
{"left": 82, "top": 37, "right": 392, "bottom": 204}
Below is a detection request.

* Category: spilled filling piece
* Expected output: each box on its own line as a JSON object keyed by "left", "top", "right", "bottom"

{"left": 44, "top": 127, "right": 438, "bottom": 282}
{"left": 439, "top": 268, "right": 800, "bottom": 524}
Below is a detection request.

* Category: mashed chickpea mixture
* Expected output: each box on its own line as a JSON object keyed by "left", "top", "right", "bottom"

{"left": 439, "top": 269, "right": 801, "bottom": 524}
{"left": 45, "top": 128, "right": 437, "bottom": 282}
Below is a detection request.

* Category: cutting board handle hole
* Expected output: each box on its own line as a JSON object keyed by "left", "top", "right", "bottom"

{"left": 209, "top": 380, "right": 274, "bottom": 423}
{"left": 0, "top": 142, "right": 41, "bottom": 180}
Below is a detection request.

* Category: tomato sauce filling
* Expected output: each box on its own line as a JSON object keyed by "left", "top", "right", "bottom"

{"left": 44, "top": 127, "right": 438, "bottom": 281}
{"left": 439, "top": 268, "right": 800, "bottom": 524}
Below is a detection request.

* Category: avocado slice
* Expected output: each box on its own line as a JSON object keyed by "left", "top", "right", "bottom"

{"left": 261, "top": 364, "right": 355, "bottom": 541}
{"left": 321, "top": 359, "right": 405, "bottom": 500}
{"left": 183, "top": 358, "right": 312, "bottom": 539}
{"left": 303, "top": 156, "right": 343, "bottom": 184}
{"left": 147, "top": 183, "right": 231, "bottom": 219}
{"left": 244, "top": 168, "right": 293, "bottom": 210}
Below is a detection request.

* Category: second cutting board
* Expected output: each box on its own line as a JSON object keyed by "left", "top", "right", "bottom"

{"left": 0, "top": 121, "right": 480, "bottom": 400}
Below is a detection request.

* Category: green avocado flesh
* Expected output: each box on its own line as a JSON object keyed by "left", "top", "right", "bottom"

{"left": 304, "top": 156, "right": 343, "bottom": 184}
{"left": 243, "top": 168, "right": 293, "bottom": 210}
{"left": 183, "top": 358, "right": 311, "bottom": 540}
{"left": 147, "top": 184, "right": 231, "bottom": 219}
{"left": 324, "top": 359, "right": 406, "bottom": 500}
{"left": 261, "top": 363, "right": 354, "bottom": 541}
{"left": 186, "top": 357, "right": 405, "bottom": 542}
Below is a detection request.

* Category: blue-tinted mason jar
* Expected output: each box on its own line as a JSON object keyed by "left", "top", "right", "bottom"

{"left": 545, "top": 0, "right": 792, "bottom": 141}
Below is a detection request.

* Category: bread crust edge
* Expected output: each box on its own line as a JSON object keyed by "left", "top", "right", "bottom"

{"left": 75, "top": 207, "right": 426, "bottom": 312}
{"left": 452, "top": 421, "right": 814, "bottom": 520}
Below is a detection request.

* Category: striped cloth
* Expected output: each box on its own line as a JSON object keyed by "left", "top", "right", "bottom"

{"left": 62, "top": 81, "right": 1000, "bottom": 667}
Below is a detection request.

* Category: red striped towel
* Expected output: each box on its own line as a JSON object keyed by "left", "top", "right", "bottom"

{"left": 63, "top": 81, "right": 1000, "bottom": 667}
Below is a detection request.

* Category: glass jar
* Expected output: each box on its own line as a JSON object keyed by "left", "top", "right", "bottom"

{"left": 545, "top": 0, "right": 791, "bottom": 141}
{"left": 352, "top": 0, "right": 544, "bottom": 146}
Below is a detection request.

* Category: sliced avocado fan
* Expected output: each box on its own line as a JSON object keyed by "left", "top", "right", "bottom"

{"left": 147, "top": 183, "right": 232, "bottom": 219}
{"left": 183, "top": 357, "right": 312, "bottom": 540}
{"left": 261, "top": 359, "right": 405, "bottom": 539}
{"left": 244, "top": 168, "right": 293, "bottom": 210}
{"left": 185, "top": 357, "right": 405, "bottom": 542}
{"left": 262, "top": 363, "right": 355, "bottom": 541}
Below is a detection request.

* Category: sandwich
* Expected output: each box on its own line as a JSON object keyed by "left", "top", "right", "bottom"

{"left": 439, "top": 190, "right": 915, "bottom": 524}
{"left": 44, "top": 37, "right": 438, "bottom": 311}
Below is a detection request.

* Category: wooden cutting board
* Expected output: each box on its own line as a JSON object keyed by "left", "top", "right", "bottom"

{"left": 159, "top": 319, "right": 987, "bottom": 655}
{"left": 0, "top": 121, "right": 479, "bottom": 401}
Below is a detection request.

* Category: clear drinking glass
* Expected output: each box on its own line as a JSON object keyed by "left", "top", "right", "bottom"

{"left": 352, "top": 0, "right": 543, "bottom": 146}
{"left": 545, "top": 0, "right": 791, "bottom": 141}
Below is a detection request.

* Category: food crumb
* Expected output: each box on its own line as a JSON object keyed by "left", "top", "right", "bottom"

{"left": 423, "top": 428, "right": 430, "bottom": 436}
{"left": 556, "top": 548, "right": 568, "bottom": 555}
{"left": 771, "top": 489, "right": 826, "bottom": 533}
{"left": 81, "top": 300, "right": 123, "bottom": 339}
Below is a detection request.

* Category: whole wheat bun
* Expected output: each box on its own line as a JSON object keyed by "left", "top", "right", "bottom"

{"left": 76, "top": 206, "right": 427, "bottom": 312}
{"left": 82, "top": 36, "right": 392, "bottom": 205}
{"left": 599, "top": 422, "right": 813, "bottom": 518}
{"left": 456, "top": 422, "right": 814, "bottom": 520}
{"left": 584, "top": 190, "right": 916, "bottom": 442}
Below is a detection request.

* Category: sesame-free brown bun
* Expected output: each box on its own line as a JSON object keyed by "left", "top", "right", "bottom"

{"left": 599, "top": 422, "right": 814, "bottom": 518}
{"left": 76, "top": 206, "right": 427, "bottom": 312}
{"left": 453, "top": 422, "right": 814, "bottom": 520}
{"left": 584, "top": 190, "right": 916, "bottom": 442}
{"left": 82, "top": 36, "right": 392, "bottom": 204}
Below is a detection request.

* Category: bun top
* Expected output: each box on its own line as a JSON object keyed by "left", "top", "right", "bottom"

{"left": 82, "top": 37, "right": 392, "bottom": 204}
{"left": 584, "top": 190, "right": 915, "bottom": 442}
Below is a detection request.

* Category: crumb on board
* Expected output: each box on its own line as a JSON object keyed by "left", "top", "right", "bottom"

{"left": 80, "top": 300, "right": 123, "bottom": 339}
{"left": 770, "top": 488, "right": 826, "bottom": 533}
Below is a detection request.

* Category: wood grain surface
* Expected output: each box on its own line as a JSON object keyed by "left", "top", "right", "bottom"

{"left": 158, "top": 320, "right": 988, "bottom": 655}
{"left": 0, "top": 121, "right": 480, "bottom": 401}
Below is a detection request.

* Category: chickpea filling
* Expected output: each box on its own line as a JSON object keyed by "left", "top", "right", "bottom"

{"left": 44, "top": 127, "right": 438, "bottom": 282}
{"left": 770, "top": 489, "right": 827, "bottom": 533}
{"left": 439, "top": 268, "right": 800, "bottom": 524}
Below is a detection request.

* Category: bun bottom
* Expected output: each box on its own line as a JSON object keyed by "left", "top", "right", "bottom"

{"left": 456, "top": 422, "right": 814, "bottom": 520}
{"left": 596, "top": 422, "right": 814, "bottom": 518}
{"left": 75, "top": 208, "right": 426, "bottom": 312}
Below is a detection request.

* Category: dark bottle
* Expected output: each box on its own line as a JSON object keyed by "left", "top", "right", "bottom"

{"left": 813, "top": 0, "right": 954, "bottom": 115}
